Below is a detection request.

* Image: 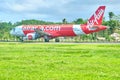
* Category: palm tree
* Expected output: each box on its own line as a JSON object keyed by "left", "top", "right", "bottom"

{"left": 109, "top": 12, "right": 114, "bottom": 21}
{"left": 108, "top": 12, "right": 115, "bottom": 34}
{"left": 62, "top": 18, "right": 67, "bottom": 24}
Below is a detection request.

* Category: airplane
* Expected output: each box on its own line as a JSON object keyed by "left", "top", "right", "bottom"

{"left": 10, "top": 6, "right": 108, "bottom": 42}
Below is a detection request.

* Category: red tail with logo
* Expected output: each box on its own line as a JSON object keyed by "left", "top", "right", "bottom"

{"left": 82, "top": 6, "right": 107, "bottom": 34}
{"left": 87, "top": 6, "right": 105, "bottom": 26}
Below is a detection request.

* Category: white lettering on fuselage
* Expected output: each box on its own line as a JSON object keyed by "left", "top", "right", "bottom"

{"left": 87, "top": 9, "right": 104, "bottom": 30}
{"left": 22, "top": 25, "right": 61, "bottom": 31}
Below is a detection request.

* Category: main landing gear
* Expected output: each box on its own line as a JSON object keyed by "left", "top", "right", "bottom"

{"left": 44, "top": 36, "right": 50, "bottom": 42}
{"left": 44, "top": 36, "right": 60, "bottom": 42}
{"left": 55, "top": 38, "right": 60, "bottom": 42}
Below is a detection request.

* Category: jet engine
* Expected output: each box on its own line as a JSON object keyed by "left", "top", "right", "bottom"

{"left": 24, "top": 33, "right": 40, "bottom": 40}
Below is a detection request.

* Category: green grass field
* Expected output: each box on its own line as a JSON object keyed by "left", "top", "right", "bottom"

{"left": 0, "top": 43, "right": 120, "bottom": 80}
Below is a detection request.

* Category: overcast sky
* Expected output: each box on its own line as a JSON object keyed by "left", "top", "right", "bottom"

{"left": 0, "top": 0, "right": 119, "bottom": 23}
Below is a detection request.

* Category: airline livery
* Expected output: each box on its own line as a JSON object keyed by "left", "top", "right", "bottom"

{"left": 10, "top": 6, "right": 108, "bottom": 42}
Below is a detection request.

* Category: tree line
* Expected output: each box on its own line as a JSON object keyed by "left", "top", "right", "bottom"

{"left": 0, "top": 12, "right": 120, "bottom": 42}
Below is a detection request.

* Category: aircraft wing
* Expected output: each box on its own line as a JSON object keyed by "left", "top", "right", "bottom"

{"left": 34, "top": 28, "right": 51, "bottom": 36}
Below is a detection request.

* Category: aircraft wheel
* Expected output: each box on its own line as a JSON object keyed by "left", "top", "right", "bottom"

{"left": 20, "top": 39, "right": 24, "bottom": 42}
{"left": 44, "top": 38, "right": 49, "bottom": 42}
{"left": 55, "top": 38, "right": 60, "bottom": 42}
{"left": 44, "top": 36, "right": 49, "bottom": 42}
{"left": 17, "top": 37, "right": 24, "bottom": 42}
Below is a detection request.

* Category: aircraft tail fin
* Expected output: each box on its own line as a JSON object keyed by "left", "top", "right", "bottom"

{"left": 86, "top": 6, "right": 106, "bottom": 27}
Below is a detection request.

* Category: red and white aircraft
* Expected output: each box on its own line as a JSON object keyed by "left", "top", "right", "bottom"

{"left": 10, "top": 6, "right": 108, "bottom": 42}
